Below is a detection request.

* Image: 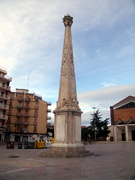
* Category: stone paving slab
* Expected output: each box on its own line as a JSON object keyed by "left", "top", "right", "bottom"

{"left": 0, "top": 142, "right": 135, "bottom": 180}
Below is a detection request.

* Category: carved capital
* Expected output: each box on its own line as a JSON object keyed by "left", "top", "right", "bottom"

{"left": 63, "top": 14, "right": 73, "bottom": 27}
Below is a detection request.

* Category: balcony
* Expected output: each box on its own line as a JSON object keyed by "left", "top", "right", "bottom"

{"left": 47, "top": 102, "right": 52, "bottom": 106}
{"left": 0, "top": 124, "right": 6, "bottom": 128}
{"left": 25, "top": 98, "right": 31, "bottom": 102}
{"left": 34, "top": 106, "right": 38, "bottom": 110}
{"left": 33, "top": 122, "right": 38, "bottom": 126}
{"left": 47, "top": 109, "right": 51, "bottom": 113}
{"left": 15, "top": 120, "right": 22, "bottom": 125}
{"left": 34, "top": 114, "right": 38, "bottom": 118}
{"left": 0, "top": 104, "right": 8, "bottom": 110}
{"left": 8, "top": 112, "right": 12, "bottom": 116}
{"left": 10, "top": 96, "right": 13, "bottom": 100}
{"left": 17, "top": 105, "right": 23, "bottom": 110}
{"left": 7, "top": 120, "right": 11, "bottom": 124}
{"left": 24, "top": 106, "right": 30, "bottom": 110}
{"left": 16, "top": 113, "right": 22, "bottom": 117}
{"left": 0, "top": 94, "right": 8, "bottom": 100}
{"left": 47, "top": 116, "right": 51, "bottom": 120}
{"left": 18, "top": 98, "right": 23, "bottom": 102}
{"left": 0, "top": 74, "right": 12, "bottom": 82}
{"left": 24, "top": 113, "right": 29, "bottom": 117}
{"left": 0, "top": 83, "right": 11, "bottom": 91}
{"left": 23, "top": 121, "right": 29, "bottom": 125}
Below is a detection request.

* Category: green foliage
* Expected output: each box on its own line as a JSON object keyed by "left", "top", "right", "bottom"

{"left": 89, "top": 109, "right": 110, "bottom": 139}
{"left": 81, "top": 127, "right": 89, "bottom": 140}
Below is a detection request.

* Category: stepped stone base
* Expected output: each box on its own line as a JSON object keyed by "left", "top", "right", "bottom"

{"left": 40, "top": 146, "right": 93, "bottom": 158}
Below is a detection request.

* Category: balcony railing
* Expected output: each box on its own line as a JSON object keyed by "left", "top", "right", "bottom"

{"left": 15, "top": 121, "right": 21, "bottom": 125}
{"left": 34, "top": 106, "right": 38, "bottom": 110}
{"left": 24, "top": 113, "right": 29, "bottom": 117}
{"left": 8, "top": 112, "right": 12, "bottom": 116}
{"left": 0, "top": 125, "right": 6, "bottom": 128}
{"left": 18, "top": 98, "right": 23, "bottom": 102}
{"left": 0, "top": 104, "right": 8, "bottom": 109}
{"left": 25, "top": 98, "right": 31, "bottom": 102}
{"left": 23, "top": 121, "right": 29, "bottom": 125}
{"left": 7, "top": 120, "right": 11, "bottom": 124}
{"left": 0, "top": 94, "right": 8, "bottom": 100}
{"left": 0, "top": 83, "right": 11, "bottom": 91}
{"left": 47, "top": 116, "right": 51, "bottom": 120}
{"left": 17, "top": 105, "right": 23, "bottom": 109}
{"left": 34, "top": 114, "right": 38, "bottom": 118}
{"left": 33, "top": 122, "right": 38, "bottom": 126}
{"left": 10, "top": 96, "right": 13, "bottom": 100}
{"left": 16, "top": 113, "right": 22, "bottom": 117}
{"left": 24, "top": 106, "right": 30, "bottom": 110}
{"left": 47, "top": 109, "right": 51, "bottom": 113}
{"left": 47, "top": 102, "right": 52, "bottom": 106}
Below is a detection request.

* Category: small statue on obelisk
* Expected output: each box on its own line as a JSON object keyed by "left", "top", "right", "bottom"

{"left": 43, "top": 15, "right": 90, "bottom": 157}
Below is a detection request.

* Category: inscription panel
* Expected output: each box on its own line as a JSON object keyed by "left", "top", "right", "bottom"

{"left": 56, "top": 115, "right": 65, "bottom": 141}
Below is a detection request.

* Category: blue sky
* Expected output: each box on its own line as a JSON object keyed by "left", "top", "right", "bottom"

{"left": 0, "top": 0, "right": 135, "bottom": 126}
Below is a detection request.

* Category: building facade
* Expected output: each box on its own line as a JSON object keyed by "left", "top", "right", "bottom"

{"left": 0, "top": 67, "right": 12, "bottom": 141}
{"left": 110, "top": 96, "right": 135, "bottom": 141}
{"left": 5, "top": 89, "right": 51, "bottom": 142}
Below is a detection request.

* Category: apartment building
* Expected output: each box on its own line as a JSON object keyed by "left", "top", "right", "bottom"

{"left": 0, "top": 67, "right": 12, "bottom": 141}
{"left": 5, "top": 88, "right": 51, "bottom": 142}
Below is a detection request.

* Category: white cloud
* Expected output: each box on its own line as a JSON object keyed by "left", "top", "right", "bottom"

{"left": 78, "top": 84, "right": 135, "bottom": 125}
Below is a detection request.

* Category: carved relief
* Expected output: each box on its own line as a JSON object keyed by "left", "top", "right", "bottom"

{"left": 62, "top": 53, "right": 68, "bottom": 65}
{"left": 71, "top": 67, "right": 74, "bottom": 76}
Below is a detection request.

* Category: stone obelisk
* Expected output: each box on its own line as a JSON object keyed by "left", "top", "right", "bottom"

{"left": 43, "top": 14, "right": 90, "bottom": 157}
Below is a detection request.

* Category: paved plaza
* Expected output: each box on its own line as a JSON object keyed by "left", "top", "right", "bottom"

{"left": 0, "top": 142, "right": 135, "bottom": 180}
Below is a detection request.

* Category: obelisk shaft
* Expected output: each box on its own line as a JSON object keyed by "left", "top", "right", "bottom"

{"left": 56, "top": 15, "right": 80, "bottom": 111}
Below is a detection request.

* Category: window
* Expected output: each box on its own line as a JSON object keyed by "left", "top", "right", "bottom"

{"left": 18, "top": 103, "right": 22, "bottom": 107}
{"left": 26, "top": 102, "right": 29, "bottom": 107}
{"left": 7, "top": 126, "right": 10, "bottom": 132}
{"left": 34, "top": 119, "right": 37, "bottom": 125}
{"left": 9, "top": 102, "right": 12, "bottom": 108}
{"left": 24, "top": 128, "right": 27, "bottom": 133}
{"left": 10, "top": 94, "right": 13, "bottom": 99}
{"left": 2, "top": 82, "right": 5, "bottom": 87}
{"left": 34, "top": 127, "right": 37, "bottom": 132}
{"left": 1, "top": 92, "right": 4, "bottom": 97}
{"left": 0, "top": 102, "right": 2, "bottom": 107}
{"left": 18, "top": 110, "right": 21, "bottom": 114}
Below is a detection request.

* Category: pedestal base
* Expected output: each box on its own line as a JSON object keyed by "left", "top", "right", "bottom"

{"left": 40, "top": 146, "right": 92, "bottom": 158}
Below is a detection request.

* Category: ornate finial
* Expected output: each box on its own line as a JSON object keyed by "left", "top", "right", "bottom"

{"left": 63, "top": 14, "right": 73, "bottom": 27}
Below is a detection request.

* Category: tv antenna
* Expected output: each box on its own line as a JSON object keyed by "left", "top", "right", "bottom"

{"left": 27, "top": 74, "right": 30, "bottom": 90}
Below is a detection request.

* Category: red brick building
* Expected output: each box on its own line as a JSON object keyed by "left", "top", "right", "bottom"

{"left": 110, "top": 96, "right": 135, "bottom": 141}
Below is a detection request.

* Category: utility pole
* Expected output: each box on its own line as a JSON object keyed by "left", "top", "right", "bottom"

{"left": 27, "top": 74, "right": 30, "bottom": 90}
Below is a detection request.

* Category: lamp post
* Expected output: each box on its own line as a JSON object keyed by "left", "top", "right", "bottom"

{"left": 93, "top": 107, "right": 96, "bottom": 143}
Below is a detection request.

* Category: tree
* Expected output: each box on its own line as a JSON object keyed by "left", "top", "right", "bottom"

{"left": 89, "top": 109, "right": 110, "bottom": 140}
{"left": 81, "top": 127, "right": 89, "bottom": 140}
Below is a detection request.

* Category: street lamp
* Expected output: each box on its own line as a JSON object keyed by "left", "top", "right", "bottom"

{"left": 93, "top": 107, "right": 96, "bottom": 143}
